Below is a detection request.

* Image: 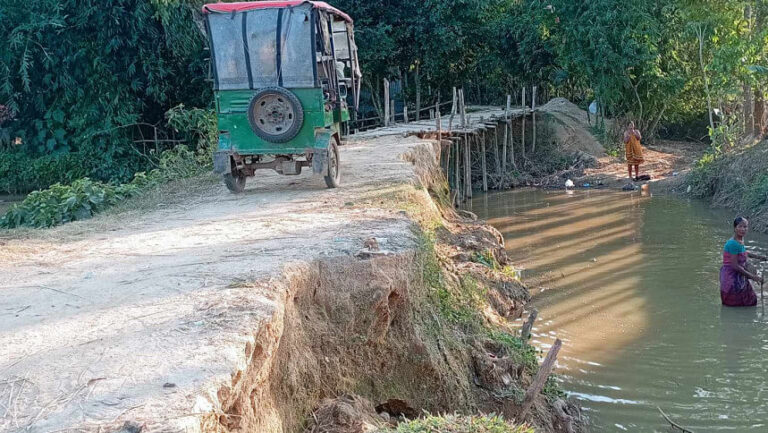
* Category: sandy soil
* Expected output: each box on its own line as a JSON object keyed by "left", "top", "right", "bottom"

{"left": 539, "top": 98, "right": 607, "bottom": 157}
{"left": 0, "top": 136, "right": 432, "bottom": 432}
{"left": 577, "top": 140, "right": 705, "bottom": 189}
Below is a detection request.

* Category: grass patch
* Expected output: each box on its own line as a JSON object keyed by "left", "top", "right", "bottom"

{"left": 376, "top": 413, "right": 533, "bottom": 433}
{"left": 433, "top": 275, "right": 487, "bottom": 331}
{"left": 471, "top": 249, "right": 498, "bottom": 269}
{"left": 486, "top": 331, "right": 538, "bottom": 371}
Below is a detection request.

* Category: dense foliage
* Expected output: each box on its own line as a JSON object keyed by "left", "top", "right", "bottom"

{"left": 2, "top": 0, "right": 767, "bottom": 214}
{"left": 0, "top": 0, "right": 211, "bottom": 193}
{"left": 337, "top": 0, "right": 768, "bottom": 142}
{"left": 0, "top": 145, "right": 205, "bottom": 228}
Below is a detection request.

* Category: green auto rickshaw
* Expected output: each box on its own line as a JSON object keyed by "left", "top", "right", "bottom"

{"left": 202, "top": 1, "right": 361, "bottom": 193}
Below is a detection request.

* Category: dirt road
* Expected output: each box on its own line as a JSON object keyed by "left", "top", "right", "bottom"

{"left": 0, "top": 136, "right": 432, "bottom": 432}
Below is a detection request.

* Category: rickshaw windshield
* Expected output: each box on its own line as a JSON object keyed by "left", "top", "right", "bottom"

{"left": 208, "top": 4, "right": 315, "bottom": 90}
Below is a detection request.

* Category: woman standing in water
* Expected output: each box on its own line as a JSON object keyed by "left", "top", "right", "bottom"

{"left": 721, "top": 217, "right": 767, "bottom": 306}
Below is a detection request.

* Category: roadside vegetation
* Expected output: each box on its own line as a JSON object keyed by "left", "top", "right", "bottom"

{"left": 377, "top": 414, "right": 533, "bottom": 433}
{"left": 688, "top": 139, "right": 768, "bottom": 231}
{"left": 1, "top": 0, "right": 767, "bottom": 228}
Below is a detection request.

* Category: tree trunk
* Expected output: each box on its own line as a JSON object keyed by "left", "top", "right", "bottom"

{"left": 755, "top": 90, "right": 766, "bottom": 138}
{"left": 367, "top": 78, "right": 384, "bottom": 123}
{"left": 745, "top": 5, "right": 754, "bottom": 136}
{"left": 744, "top": 83, "right": 754, "bottom": 136}
{"left": 697, "top": 24, "right": 716, "bottom": 133}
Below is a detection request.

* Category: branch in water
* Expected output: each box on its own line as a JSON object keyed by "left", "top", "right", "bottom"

{"left": 657, "top": 407, "right": 695, "bottom": 433}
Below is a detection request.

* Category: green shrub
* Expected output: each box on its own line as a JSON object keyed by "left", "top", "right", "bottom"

{"left": 0, "top": 178, "right": 136, "bottom": 228}
{"left": 487, "top": 331, "right": 538, "bottom": 371}
{"left": 165, "top": 105, "right": 218, "bottom": 160}
{"left": 0, "top": 142, "right": 148, "bottom": 195}
{"left": 0, "top": 145, "right": 204, "bottom": 229}
{"left": 0, "top": 0, "right": 210, "bottom": 156}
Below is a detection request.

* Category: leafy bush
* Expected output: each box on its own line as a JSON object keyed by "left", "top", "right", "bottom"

{"left": 0, "top": 178, "right": 136, "bottom": 228}
{"left": 0, "top": 142, "right": 148, "bottom": 195}
{"left": 708, "top": 115, "right": 741, "bottom": 153}
{"left": 377, "top": 414, "right": 533, "bottom": 433}
{"left": 165, "top": 105, "right": 218, "bottom": 157}
{"left": 0, "top": 104, "right": 215, "bottom": 195}
{"left": 0, "top": 145, "right": 204, "bottom": 229}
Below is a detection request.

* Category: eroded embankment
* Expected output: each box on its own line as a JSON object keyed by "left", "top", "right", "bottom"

{"left": 0, "top": 135, "right": 583, "bottom": 433}
{"left": 205, "top": 142, "right": 586, "bottom": 433}
{"left": 686, "top": 139, "right": 768, "bottom": 232}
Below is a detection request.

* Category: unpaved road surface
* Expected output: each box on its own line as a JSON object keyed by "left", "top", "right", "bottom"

{"left": 0, "top": 136, "right": 429, "bottom": 432}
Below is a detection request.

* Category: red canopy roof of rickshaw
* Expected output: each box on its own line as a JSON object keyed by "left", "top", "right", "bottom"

{"left": 202, "top": 1, "right": 352, "bottom": 23}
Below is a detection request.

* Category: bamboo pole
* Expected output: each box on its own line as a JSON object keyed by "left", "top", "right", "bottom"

{"left": 403, "top": 105, "right": 409, "bottom": 124}
{"left": 509, "top": 119, "right": 517, "bottom": 169}
{"left": 383, "top": 78, "right": 390, "bottom": 126}
{"left": 449, "top": 87, "right": 457, "bottom": 131}
{"left": 520, "top": 338, "right": 562, "bottom": 419}
{"left": 455, "top": 137, "right": 461, "bottom": 202}
{"left": 532, "top": 85, "right": 537, "bottom": 154}
{"left": 521, "top": 87, "right": 526, "bottom": 159}
{"left": 481, "top": 135, "right": 488, "bottom": 192}
{"left": 414, "top": 63, "right": 421, "bottom": 122}
{"left": 493, "top": 127, "right": 501, "bottom": 183}
{"left": 502, "top": 121, "right": 508, "bottom": 184}
{"left": 459, "top": 89, "right": 467, "bottom": 128}
{"left": 464, "top": 133, "right": 472, "bottom": 199}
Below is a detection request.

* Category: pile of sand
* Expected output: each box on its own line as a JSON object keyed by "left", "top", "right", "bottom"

{"left": 540, "top": 97, "right": 608, "bottom": 157}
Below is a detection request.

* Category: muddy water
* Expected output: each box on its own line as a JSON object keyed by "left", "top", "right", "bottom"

{"left": 470, "top": 189, "right": 768, "bottom": 432}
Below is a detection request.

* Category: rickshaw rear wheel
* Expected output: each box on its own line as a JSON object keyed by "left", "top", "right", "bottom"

{"left": 324, "top": 139, "right": 340, "bottom": 188}
{"left": 224, "top": 172, "right": 247, "bottom": 194}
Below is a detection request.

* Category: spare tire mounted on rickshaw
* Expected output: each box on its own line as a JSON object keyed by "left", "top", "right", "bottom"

{"left": 248, "top": 87, "right": 304, "bottom": 143}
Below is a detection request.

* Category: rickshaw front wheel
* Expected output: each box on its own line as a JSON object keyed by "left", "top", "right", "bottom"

{"left": 324, "top": 140, "right": 341, "bottom": 189}
{"left": 224, "top": 172, "right": 247, "bottom": 194}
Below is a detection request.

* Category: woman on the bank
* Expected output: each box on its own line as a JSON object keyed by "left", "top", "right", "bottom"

{"left": 624, "top": 122, "right": 644, "bottom": 181}
{"left": 720, "top": 217, "right": 767, "bottom": 306}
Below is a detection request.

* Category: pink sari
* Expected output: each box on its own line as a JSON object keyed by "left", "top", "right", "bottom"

{"left": 720, "top": 249, "right": 757, "bottom": 307}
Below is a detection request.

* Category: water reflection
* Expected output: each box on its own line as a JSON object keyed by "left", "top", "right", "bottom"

{"left": 471, "top": 189, "right": 768, "bottom": 432}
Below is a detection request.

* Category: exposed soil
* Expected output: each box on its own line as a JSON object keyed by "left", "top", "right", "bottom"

{"left": 531, "top": 99, "right": 707, "bottom": 191}
{"left": 576, "top": 140, "right": 705, "bottom": 189}
{"left": 0, "top": 136, "right": 429, "bottom": 432}
{"left": 539, "top": 98, "right": 607, "bottom": 158}
{"left": 0, "top": 134, "right": 584, "bottom": 433}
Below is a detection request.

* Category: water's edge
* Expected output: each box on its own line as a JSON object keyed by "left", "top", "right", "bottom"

{"left": 471, "top": 188, "right": 768, "bottom": 432}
